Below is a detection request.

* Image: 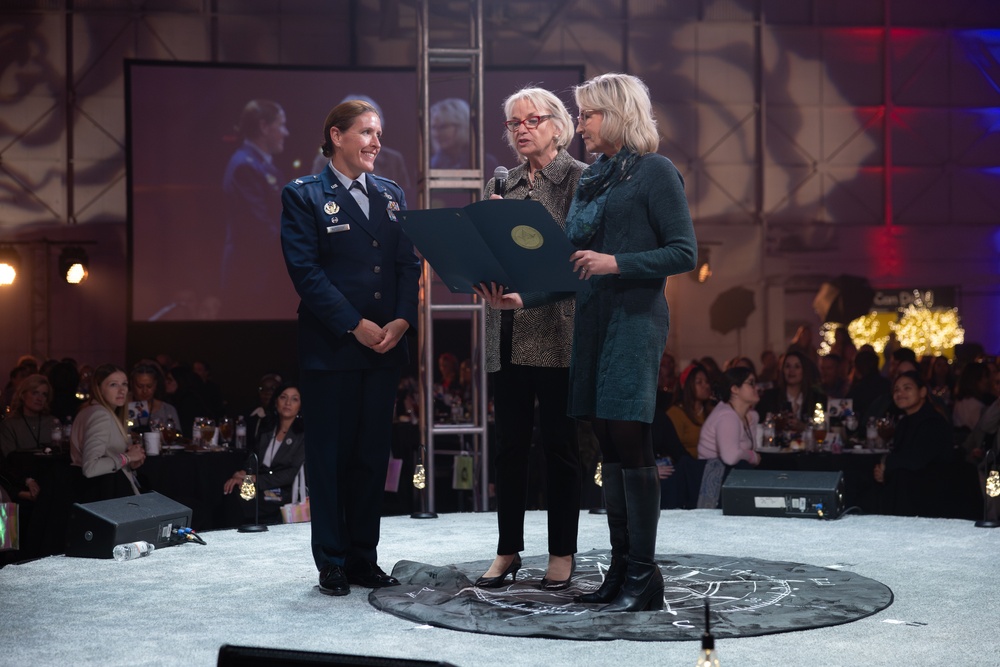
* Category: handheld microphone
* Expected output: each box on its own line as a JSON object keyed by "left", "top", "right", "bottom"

{"left": 493, "top": 166, "right": 509, "bottom": 198}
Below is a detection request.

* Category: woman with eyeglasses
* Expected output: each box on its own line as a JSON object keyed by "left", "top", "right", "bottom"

{"left": 477, "top": 73, "right": 697, "bottom": 612}
{"left": 472, "top": 87, "right": 587, "bottom": 592}
{"left": 697, "top": 367, "right": 762, "bottom": 469}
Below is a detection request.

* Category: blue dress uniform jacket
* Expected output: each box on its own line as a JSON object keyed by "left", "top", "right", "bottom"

{"left": 280, "top": 167, "right": 420, "bottom": 369}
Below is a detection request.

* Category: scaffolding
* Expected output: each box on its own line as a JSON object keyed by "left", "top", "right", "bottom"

{"left": 414, "top": 0, "right": 491, "bottom": 516}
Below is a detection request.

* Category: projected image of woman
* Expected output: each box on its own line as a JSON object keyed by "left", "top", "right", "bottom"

{"left": 220, "top": 99, "right": 289, "bottom": 316}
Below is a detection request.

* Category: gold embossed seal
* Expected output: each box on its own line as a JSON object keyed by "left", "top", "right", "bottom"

{"left": 511, "top": 225, "right": 543, "bottom": 250}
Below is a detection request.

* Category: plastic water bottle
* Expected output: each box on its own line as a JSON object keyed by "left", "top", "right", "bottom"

{"left": 112, "top": 541, "right": 155, "bottom": 561}
{"left": 50, "top": 417, "right": 64, "bottom": 446}
{"left": 235, "top": 415, "right": 247, "bottom": 450}
{"left": 865, "top": 417, "right": 878, "bottom": 448}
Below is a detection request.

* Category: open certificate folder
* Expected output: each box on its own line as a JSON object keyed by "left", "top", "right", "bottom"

{"left": 397, "top": 199, "right": 584, "bottom": 294}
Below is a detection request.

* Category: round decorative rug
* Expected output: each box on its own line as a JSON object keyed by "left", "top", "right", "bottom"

{"left": 369, "top": 549, "right": 893, "bottom": 641}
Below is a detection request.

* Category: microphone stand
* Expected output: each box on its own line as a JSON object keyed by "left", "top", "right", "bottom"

{"left": 238, "top": 452, "right": 268, "bottom": 533}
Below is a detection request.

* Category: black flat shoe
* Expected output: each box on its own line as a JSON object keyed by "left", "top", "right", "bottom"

{"left": 540, "top": 555, "right": 576, "bottom": 591}
{"left": 318, "top": 564, "right": 350, "bottom": 596}
{"left": 475, "top": 554, "right": 522, "bottom": 588}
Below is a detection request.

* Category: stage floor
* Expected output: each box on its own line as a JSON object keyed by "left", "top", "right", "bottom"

{"left": 1, "top": 509, "right": 995, "bottom": 666}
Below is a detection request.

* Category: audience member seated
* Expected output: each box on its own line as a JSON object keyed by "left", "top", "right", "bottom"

{"left": 788, "top": 324, "right": 819, "bottom": 368}
{"left": 883, "top": 346, "right": 917, "bottom": 382}
{"left": 193, "top": 359, "right": 227, "bottom": 418}
{"left": 433, "top": 352, "right": 462, "bottom": 422}
{"left": 872, "top": 371, "right": 954, "bottom": 517}
{"left": 1, "top": 361, "right": 35, "bottom": 412}
{"left": 847, "top": 349, "right": 891, "bottom": 424}
{"left": 828, "top": 326, "right": 857, "bottom": 370}
{"left": 0, "top": 373, "right": 74, "bottom": 559}
{"left": 653, "top": 363, "right": 713, "bottom": 508}
{"left": 129, "top": 360, "right": 181, "bottom": 431}
{"left": 756, "top": 348, "right": 827, "bottom": 430}
{"left": 1, "top": 374, "right": 55, "bottom": 462}
{"left": 247, "top": 373, "right": 282, "bottom": 443}
{"left": 723, "top": 356, "right": 757, "bottom": 375}
{"left": 224, "top": 383, "right": 305, "bottom": 525}
{"left": 0, "top": 375, "right": 55, "bottom": 536}
{"left": 697, "top": 367, "right": 762, "bottom": 508}
{"left": 655, "top": 350, "right": 678, "bottom": 410}
{"left": 952, "top": 361, "right": 992, "bottom": 431}
{"left": 863, "top": 357, "right": 921, "bottom": 427}
{"left": 699, "top": 356, "right": 724, "bottom": 389}
{"left": 925, "top": 356, "right": 955, "bottom": 415}
{"left": 756, "top": 349, "right": 779, "bottom": 394}
{"left": 47, "top": 360, "right": 83, "bottom": 424}
{"left": 70, "top": 364, "right": 146, "bottom": 503}
{"left": 164, "top": 364, "right": 211, "bottom": 438}
{"left": 819, "top": 353, "right": 850, "bottom": 399}
{"left": 667, "top": 364, "right": 714, "bottom": 459}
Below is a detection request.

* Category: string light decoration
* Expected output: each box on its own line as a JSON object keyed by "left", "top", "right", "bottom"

{"left": 987, "top": 470, "right": 999, "bottom": 499}
{"left": 239, "top": 474, "right": 256, "bottom": 501}
{"left": 890, "top": 304, "right": 964, "bottom": 358}
{"left": 975, "top": 447, "right": 999, "bottom": 529}
{"left": 412, "top": 464, "right": 427, "bottom": 490}
{"left": 818, "top": 322, "right": 838, "bottom": 356}
{"left": 847, "top": 312, "right": 890, "bottom": 354}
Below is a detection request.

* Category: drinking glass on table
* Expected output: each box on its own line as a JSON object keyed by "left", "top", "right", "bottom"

{"left": 876, "top": 416, "right": 897, "bottom": 449}
{"left": 218, "top": 416, "right": 233, "bottom": 446}
{"left": 199, "top": 418, "right": 217, "bottom": 446}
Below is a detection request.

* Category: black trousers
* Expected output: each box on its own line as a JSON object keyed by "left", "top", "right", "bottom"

{"left": 492, "top": 363, "right": 581, "bottom": 556}
{"left": 302, "top": 367, "right": 400, "bottom": 570}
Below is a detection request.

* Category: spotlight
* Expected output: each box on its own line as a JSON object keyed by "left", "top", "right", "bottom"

{"left": 0, "top": 245, "right": 19, "bottom": 286}
{"left": 59, "top": 246, "right": 89, "bottom": 284}
{"left": 691, "top": 246, "right": 712, "bottom": 283}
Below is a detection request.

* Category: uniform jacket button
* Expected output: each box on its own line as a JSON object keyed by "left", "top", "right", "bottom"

{"left": 373, "top": 265, "right": 381, "bottom": 274}
{"left": 374, "top": 292, "right": 382, "bottom": 300}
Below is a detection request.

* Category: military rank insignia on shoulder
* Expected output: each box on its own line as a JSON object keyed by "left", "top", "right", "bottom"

{"left": 372, "top": 174, "right": 400, "bottom": 190}
{"left": 292, "top": 174, "right": 321, "bottom": 187}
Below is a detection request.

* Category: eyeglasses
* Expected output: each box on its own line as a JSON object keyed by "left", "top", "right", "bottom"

{"left": 503, "top": 115, "right": 553, "bottom": 132}
{"left": 743, "top": 378, "right": 757, "bottom": 387}
{"left": 576, "top": 109, "right": 603, "bottom": 124}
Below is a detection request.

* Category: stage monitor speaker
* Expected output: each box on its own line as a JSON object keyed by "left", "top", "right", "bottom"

{"left": 721, "top": 469, "right": 844, "bottom": 519}
{"left": 66, "top": 492, "right": 192, "bottom": 558}
{"left": 217, "top": 645, "right": 460, "bottom": 666}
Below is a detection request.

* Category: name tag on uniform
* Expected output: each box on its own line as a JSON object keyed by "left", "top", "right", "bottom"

{"left": 326, "top": 223, "right": 350, "bottom": 234}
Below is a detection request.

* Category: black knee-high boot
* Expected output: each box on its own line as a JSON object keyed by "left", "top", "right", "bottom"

{"left": 603, "top": 466, "right": 663, "bottom": 612}
{"left": 575, "top": 463, "right": 628, "bottom": 603}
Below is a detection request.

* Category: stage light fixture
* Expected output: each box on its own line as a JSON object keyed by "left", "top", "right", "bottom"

{"left": 0, "top": 245, "right": 19, "bottom": 286}
{"left": 691, "top": 246, "right": 712, "bottom": 283}
{"left": 59, "top": 246, "right": 89, "bottom": 284}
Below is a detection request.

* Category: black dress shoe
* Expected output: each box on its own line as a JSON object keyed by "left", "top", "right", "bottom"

{"left": 474, "top": 554, "right": 522, "bottom": 588}
{"left": 540, "top": 555, "right": 575, "bottom": 591}
{"left": 345, "top": 560, "right": 400, "bottom": 588}
{"left": 318, "top": 564, "right": 350, "bottom": 596}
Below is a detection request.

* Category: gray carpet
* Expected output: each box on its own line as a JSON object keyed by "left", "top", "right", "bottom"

{"left": 0, "top": 509, "right": 996, "bottom": 666}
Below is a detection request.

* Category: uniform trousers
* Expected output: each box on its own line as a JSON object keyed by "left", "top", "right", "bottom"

{"left": 302, "top": 367, "right": 400, "bottom": 570}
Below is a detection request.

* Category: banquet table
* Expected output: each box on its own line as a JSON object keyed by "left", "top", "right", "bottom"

{"left": 138, "top": 448, "right": 248, "bottom": 531}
